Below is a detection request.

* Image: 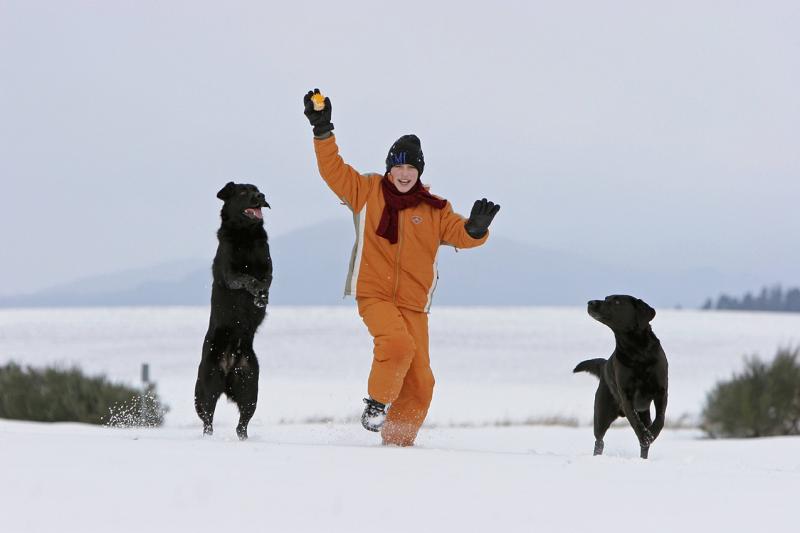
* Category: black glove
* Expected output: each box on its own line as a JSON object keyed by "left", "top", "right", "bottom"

{"left": 464, "top": 198, "right": 500, "bottom": 239}
{"left": 303, "top": 88, "right": 334, "bottom": 137}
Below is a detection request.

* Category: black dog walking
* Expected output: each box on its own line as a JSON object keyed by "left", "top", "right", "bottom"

{"left": 194, "top": 181, "right": 272, "bottom": 440}
{"left": 574, "top": 295, "right": 668, "bottom": 459}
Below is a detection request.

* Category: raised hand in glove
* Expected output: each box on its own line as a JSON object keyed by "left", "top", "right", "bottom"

{"left": 464, "top": 198, "right": 501, "bottom": 239}
{"left": 303, "top": 88, "right": 334, "bottom": 137}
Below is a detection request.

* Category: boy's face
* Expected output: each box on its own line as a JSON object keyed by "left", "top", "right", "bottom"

{"left": 389, "top": 164, "right": 419, "bottom": 193}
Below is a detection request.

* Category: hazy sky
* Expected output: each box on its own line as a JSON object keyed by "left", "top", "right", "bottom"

{"left": 1, "top": 0, "right": 798, "bottom": 296}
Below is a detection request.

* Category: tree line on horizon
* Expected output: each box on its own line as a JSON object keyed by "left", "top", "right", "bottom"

{"left": 702, "top": 285, "right": 800, "bottom": 313}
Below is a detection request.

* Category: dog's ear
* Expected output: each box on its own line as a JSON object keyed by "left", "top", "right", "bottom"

{"left": 217, "top": 181, "right": 236, "bottom": 200}
{"left": 635, "top": 298, "right": 656, "bottom": 325}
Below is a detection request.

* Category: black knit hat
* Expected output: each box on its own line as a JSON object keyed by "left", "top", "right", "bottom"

{"left": 385, "top": 134, "right": 425, "bottom": 177}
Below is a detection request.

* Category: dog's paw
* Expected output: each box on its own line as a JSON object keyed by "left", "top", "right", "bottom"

{"left": 253, "top": 296, "right": 267, "bottom": 308}
{"left": 593, "top": 440, "right": 604, "bottom": 456}
{"left": 639, "top": 427, "right": 655, "bottom": 446}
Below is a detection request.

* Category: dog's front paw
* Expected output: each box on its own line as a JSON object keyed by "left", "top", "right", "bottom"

{"left": 253, "top": 296, "right": 267, "bottom": 308}
{"left": 639, "top": 427, "right": 655, "bottom": 446}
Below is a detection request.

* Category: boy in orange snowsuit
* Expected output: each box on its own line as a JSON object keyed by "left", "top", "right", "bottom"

{"left": 303, "top": 89, "right": 500, "bottom": 446}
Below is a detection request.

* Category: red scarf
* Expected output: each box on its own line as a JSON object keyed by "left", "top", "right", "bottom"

{"left": 376, "top": 175, "right": 447, "bottom": 244}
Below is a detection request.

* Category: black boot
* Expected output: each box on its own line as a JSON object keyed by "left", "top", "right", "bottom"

{"left": 361, "top": 397, "right": 387, "bottom": 432}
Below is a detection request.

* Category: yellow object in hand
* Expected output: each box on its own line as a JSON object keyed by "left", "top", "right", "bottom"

{"left": 311, "top": 92, "right": 326, "bottom": 111}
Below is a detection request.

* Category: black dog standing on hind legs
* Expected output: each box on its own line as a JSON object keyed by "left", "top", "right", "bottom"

{"left": 194, "top": 181, "right": 272, "bottom": 440}
{"left": 573, "top": 295, "right": 668, "bottom": 459}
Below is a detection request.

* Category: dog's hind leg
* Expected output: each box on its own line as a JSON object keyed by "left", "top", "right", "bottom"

{"left": 195, "top": 331, "right": 231, "bottom": 436}
{"left": 593, "top": 383, "right": 618, "bottom": 456}
{"left": 594, "top": 439, "right": 604, "bottom": 456}
{"left": 228, "top": 355, "right": 260, "bottom": 441}
{"left": 194, "top": 363, "right": 225, "bottom": 436}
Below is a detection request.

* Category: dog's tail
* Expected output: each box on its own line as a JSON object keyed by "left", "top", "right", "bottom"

{"left": 573, "top": 358, "right": 607, "bottom": 379}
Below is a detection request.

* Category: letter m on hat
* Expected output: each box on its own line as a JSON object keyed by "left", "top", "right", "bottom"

{"left": 391, "top": 152, "right": 407, "bottom": 165}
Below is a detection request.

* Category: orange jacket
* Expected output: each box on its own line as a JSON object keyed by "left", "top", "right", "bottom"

{"left": 314, "top": 134, "right": 488, "bottom": 312}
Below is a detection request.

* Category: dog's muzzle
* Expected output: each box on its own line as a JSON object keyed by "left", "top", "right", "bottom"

{"left": 587, "top": 300, "right": 604, "bottom": 319}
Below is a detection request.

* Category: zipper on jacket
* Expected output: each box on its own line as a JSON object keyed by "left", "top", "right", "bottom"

{"left": 392, "top": 214, "right": 403, "bottom": 304}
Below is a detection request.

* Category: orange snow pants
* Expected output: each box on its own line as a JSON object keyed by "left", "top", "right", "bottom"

{"left": 357, "top": 297, "right": 434, "bottom": 446}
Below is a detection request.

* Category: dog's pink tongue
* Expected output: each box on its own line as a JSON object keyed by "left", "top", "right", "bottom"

{"left": 245, "top": 208, "right": 263, "bottom": 219}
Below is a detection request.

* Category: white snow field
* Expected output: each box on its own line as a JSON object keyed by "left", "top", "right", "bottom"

{"left": 1, "top": 306, "right": 799, "bottom": 532}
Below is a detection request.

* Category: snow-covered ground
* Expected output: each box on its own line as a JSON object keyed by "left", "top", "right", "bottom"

{"left": 1, "top": 306, "right": 799, "bottom": 532}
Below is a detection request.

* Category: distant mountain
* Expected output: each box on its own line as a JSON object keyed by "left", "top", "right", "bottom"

{"left": 0, "top": 219, "right": 764, "bottom": 309}
{"left": 0, "top": 259, "right": 212, "bottom": 307}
